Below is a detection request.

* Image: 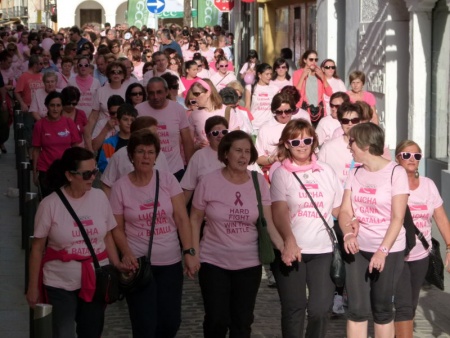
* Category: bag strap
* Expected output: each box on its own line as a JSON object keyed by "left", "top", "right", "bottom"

{"left": 292, "top": 173, "right": 338, "bottom": 245}
{"left": 224, "top": 106, "right": 232, "bottom": 123}
{"left": 251, "top": 171, "right": 264, "bottom": 221}
{"left": 146, "top": 170, "right": 160, "bottom": 261}
{"left": 56, "top": 189, "right": 101, "bottom": 270}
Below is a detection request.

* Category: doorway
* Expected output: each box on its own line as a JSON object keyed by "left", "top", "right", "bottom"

{"left": 80, "top": 9, "right": 102, "bottom": 26}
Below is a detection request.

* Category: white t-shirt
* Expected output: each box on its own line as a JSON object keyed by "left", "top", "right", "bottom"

{"left": 270, "top": 163, "right": 343, "bottom": 254}
{"left": 315, "top": 115, "right": 341, "bottom": 146}
{"left": 323, "top": 77, "right": 347, "bottom": 116}
{"left": 210, "top": 71, "right": 237, "bottom": 92}
{"left": 270, "top": 78, "right": 293, "bottom": 91}
{"left": 68, "top": 76, "right": 101, "bottom": 119}
{"left": 101, "top": 146, "right": 170, "bottom": 188}
{"left": 34, "top": 188, "right": 116, "bottom": 290}
{"left": 246, "top": 83, "right": 280, "bottom": 130}
{"left": 136, "top": 100, "right": 190, "bottom": 173}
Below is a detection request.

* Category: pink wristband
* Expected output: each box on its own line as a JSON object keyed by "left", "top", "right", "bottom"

{"left": 343, "top": 233, "right": 355, "bottom": 241}
{"left": 378, "top": 246, "right": 389, "bottom": 256}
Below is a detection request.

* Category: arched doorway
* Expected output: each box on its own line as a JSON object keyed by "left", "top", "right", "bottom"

{"left": 116, "top": 2, "right": 127, "bottom": 26}
{"left": 76, "top": 0, "right": 105, "bottom": 27}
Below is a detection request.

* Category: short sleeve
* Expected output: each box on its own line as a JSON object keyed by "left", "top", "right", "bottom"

{"left": 270, "top": 167, "right": 288, "bottom": 202}
{"left": 178, "top": 106, "right": 190, "bottom": 130}
{"left": 180, "top": 152, "right": 200, "bottom": 190}
{"left": 33, "top": 198, "right": 53, "bottom": 238}
{"left": 258, "top": 173, "right": 271, "bottom": 206}
{"left": 31, "top": 120, "right": 43, "bottom": 147}
{"left": 331, "top": 169, "right": 344, "bottom": 208}
{"left": 29, "top": 91, "right": 39, "bottom": 113}
{"left": 164, "top": 171, "right": 183, "bottom": 197}
{"left": 344, "top": 167, "right": 356, "bottom": 190}
{"left": 391, "top": 165, "right": 409, "bottom": 196}
{"left": 67, "top": 118, "right": 82, "bottom": 144}
{"left": 109, "top": 180, "right": 125, "bottom": 215}
{"left": 92, "top": 90, "right": 100, "bottom": 111}
{"left": 192, "top": 175, "right": 208, "bottom": 211}
{"left": 427, "top": 178, "right": 444, "bottom": 209}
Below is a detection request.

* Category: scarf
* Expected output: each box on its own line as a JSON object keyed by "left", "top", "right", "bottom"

{"left": 76, "top": 75, "right": 94, "bottom": 94}
{"left": 282, "top": 154, "right": 323, "bottom": 173}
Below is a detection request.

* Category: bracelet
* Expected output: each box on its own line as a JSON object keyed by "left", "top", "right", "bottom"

{"left": 378, "top": 246, "right": 389, "bottom": 256}
{"left": 351, "top": 216, "right": 357, "bottom": 221}
{"left": 343, "top": 233, "right": 355, "bottom": 241}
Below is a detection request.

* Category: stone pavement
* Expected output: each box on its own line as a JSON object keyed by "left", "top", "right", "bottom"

{"left": 1, "top": 132, "right": 450, "bottom": 338}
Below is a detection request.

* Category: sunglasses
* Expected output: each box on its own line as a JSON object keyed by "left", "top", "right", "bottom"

{"left": 218, "top": 65, "right": 227, "bottom": 68}
{"left": 130, "top": 92, "right": 143, "bottom": 97}
{"left": 111, "top": 70, "right": 123, "bottom": 75}
{"left": 323, "top": 65, "right": 336, "bottom": 70}
{"left": 277, "top": 65, "right": 287, "bottom": 69}
{"left": 70, "top": 168, "right": 99, "bottom": 180}
{"left": 341, "top": 117, "right": 360, "bottom": 125}
{"left": 169, "top": 62, "right": 177, "bottom": 65}
{"left": 348, "top": 138, "right": 355, "bottom": 147}
{"left": 78, "top": 64, "right": 89, "bottom": 68}
{"left": 308, "top": 58, "right": 319, "bottom": 62}
{"left": 274, "top": 109, "right": 294, "bottom": 115}
{"left": 208, "top": 129, "right": 229, "bottom": 137}
{"left": 287, "top": 137, "right": 314, "bottom": 147}
{"left": 189, "top": 99, "right": 197, "bottom": 105}
{"left": 170, "top": 84, "right": 179, "bottom": 90}
{"left": 192, "top": 92, "right": 203, "bottom": 97}
{"left": 399, "top": 152, "right": 422, "bottom": 161}
{"left": 330, "top": 103, "right": 341, "bottom": 109}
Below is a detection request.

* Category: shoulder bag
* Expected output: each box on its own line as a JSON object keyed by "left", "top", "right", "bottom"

{"left": 56, "top": 189, "right": 119, "bottom": 304}
{"left": 293, "top": 173, "right": 345, "bottom": 287}
{"left": 251, "top": 171, "right": 275, "bottom": 264}
{"left": 118, "top": 170, "right": 160, "bottom": 295}
{"left": 411, "top": 216, "right": 444, "bottom": 290}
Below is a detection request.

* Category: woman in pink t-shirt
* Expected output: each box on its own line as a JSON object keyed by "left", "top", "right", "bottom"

{"left": 26, "top": 147, "right": 122, "bottom": 337}
{"left": 347, "top": 70, "right": 379, "bottom": 125}
{"left": 393, "top": 140, "right": 450, "bottom": 336}
{"left": 199, "top": 38, "right": 215, "bottom": 63}
{"left": 210, "top": 56, "right": 237, "bottom": 93}
{"left": 270, "top": 58, "right": 293, "bottom": 91}
{"left": 109, "top": 130, "right": 198, "bottom": 337}
{"left": 320, "top": 59, "right": 347, "bottom": 116}
{"left": 339, "top": 123, "right": 409, "bottom": 338}
{"left": 270, "top": 119, "right": 343, "bottom": 337}
{"left": 180, "top": 60, "right": 199, "bottom": 97}
{"left": 60, "top": 86, "right": 87, "bottom": 145}
{"left": 29, "top": 71, "right": 59, "bottom": 121}
{"left": 190, "top": 130, "right": 282, "bottom": 338}
{"left": 32, "top": 92, "right": 81, "bottom": 198}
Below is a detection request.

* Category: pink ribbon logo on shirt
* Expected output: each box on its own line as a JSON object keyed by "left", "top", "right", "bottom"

{"left": 234, "top": 192, "right": 243, "bottom": 206}
{"left": 359, "top": 187, "right": 377, "bottom": 194}
{"left": 410, "top": 205, "right": 428, "bottom": 211}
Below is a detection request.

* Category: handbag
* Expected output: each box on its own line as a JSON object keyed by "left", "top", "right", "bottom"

{"left": 56, "top": 189, "right": 119, "bottom": 304}
{"left": 293, "top": 173, "right": 346, "bottom": 287}
{"left": 119, "top": 170, "right": 160, "bottom": 294}
{"left": 251, "top": 171, "right": 275, "bottom": 264}
{"left": 412, "top": 218, "right": 444, "bottom": 290}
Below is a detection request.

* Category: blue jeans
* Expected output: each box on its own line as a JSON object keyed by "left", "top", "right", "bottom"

{"left": 45, "top": 285, "right": 105, "bottom": 338}
{"left": 198, "top": 262, "right": 262, "bottom": 338}
{"left": 126, "top": 261, "right": 183, "bottom": 338}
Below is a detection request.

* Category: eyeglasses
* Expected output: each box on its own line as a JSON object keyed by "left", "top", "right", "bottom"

{"left": 208, "top": 129, "right": 229, "bottom": 137}
{"left": 348, "top": 138, "right": 355, "bottom": 147}
{"left": 192, "top": 92, "right": 204, "bottom": 97}
{"left": 308, "top": 58, "right": 319, "bottom": 62}
{"left": 398, "top": 152, "right": 422, "bottom": 161}
{"left": 70, "top": 168, "right": 99, "bottom": 180}
{"left": 111, "top": 70, "right": 123, "bottom": 75}
{"left": 287, "top": 137, "right": 314, "bottom": 147}
{"left": 330, "top": 103, "right": 341, "bottom": 109}
{"left": 323, "top": 65, "right": 336, "bottom": 70}
{"left": 274, "top": 109, "right": 294, "bottom": 115}
{"left": 78, "top": 63, "right": 89, "bottom": 68}
{"left": 277, "top": 65, "right": 287, "bottom": 69}
{"left": 130, "top": 92, "right": 143, "bottom": 97}
{"left": 169, "top": 84, "right": 179, "bottom": 90}
{"left": 169, "top": 62, "right": 177, "bottom": 65}
{"left": 218, "top": 64, "right": 228, "bottom": 68}
{"left": 341, "top": 118, "right": 360, "bottom": 125}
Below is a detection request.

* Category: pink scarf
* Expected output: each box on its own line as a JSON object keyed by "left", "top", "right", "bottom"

{"left": 76, "top": 75, "right": 94, "bottom": 94}
{"left": 282, "top": 154, "right": 323, "bottom": 173}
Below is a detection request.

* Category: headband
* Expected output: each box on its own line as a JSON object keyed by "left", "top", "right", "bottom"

{"left": 196, "top": 79, "right": 211, "bottom": 92}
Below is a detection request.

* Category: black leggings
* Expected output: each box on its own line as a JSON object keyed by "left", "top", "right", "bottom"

{"left": 345, "top": 250, "right": 404, "bottom": 324}
{"left": 394, "top": 256, "right": 429, "bottom": 321}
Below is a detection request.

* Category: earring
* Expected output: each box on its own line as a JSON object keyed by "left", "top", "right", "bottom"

{"left": 415, "top": 169, "right": 419, "bottom": 178}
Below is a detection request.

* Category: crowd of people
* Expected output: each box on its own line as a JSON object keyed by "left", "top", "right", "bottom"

{"left": 0, "top": 20, "right": 444, "bottom": 338}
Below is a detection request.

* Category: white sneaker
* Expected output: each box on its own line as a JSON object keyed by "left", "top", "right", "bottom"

{"left": 332, "top": 293, "right": 345, "bottom": 314}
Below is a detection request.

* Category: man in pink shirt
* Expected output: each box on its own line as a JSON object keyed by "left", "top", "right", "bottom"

{"left": 136, "top": 77, "right": 194, "bottom": 181}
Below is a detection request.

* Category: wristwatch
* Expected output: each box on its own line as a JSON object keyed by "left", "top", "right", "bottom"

{"left": 183, "top": 248, "right": 196, "bottom": 256}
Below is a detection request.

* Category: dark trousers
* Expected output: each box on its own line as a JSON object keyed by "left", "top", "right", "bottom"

{"left": 271, "top": 250, "right": 335, "bottom": 338}
{"left": 345, "top": 250, "right": 404, "bottom": 324}
{"left": 45, "top": 285, "right": 106, "bottom": 338}
{"left": 394, "top": 256, "right": 429, "bottom": 321}
{"left": 198, "top": 262, "right": 262, "bottom": 338}
{"left": 126, "top": 261, "right": 183, "bottom": 338}
{"left": 38, "top": 170, "right": 52, "bottom": 199}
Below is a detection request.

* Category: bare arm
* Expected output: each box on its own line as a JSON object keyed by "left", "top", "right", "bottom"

{"left": 433, "top": 205, "right": 450, "bottom": 271}
{"left": 111, "top": 214, "right": 139, "bottom": 271}
{"left": 32, "top": 147, "right": 41, "bottom": 186}
{"left": 26, "top": 237, "right": 47, "bottom": 308}
{"left": 183, "top": 189, "right": 194, "bottom": 206}
{"left": 271, "top": 200, "right": 301, "bottom": 265}
{"left": 180, "top": 127, "right": 194, "bottom": 163}
{"left": 338, "top": 189, "right": 359, "bottom": 254}
{"left": 14, "top": 91, "right": 28, "bottom": 112}
{"left": 263, "top": 205, "right": 284, "bottom": 251}
{"left": 91, "top": 119, "right": 118, "bottom": 152}
{"left": 244, "top": 87, "right": 251, "bottom": 111}
{"left": 190, "top": 206, "right": 205, "bottom": 256}
{"left": 101, "top": 182, "right": 112, "bottom": 199}
{"left": 84, "top": 109, "right": 100, "bottom": 152}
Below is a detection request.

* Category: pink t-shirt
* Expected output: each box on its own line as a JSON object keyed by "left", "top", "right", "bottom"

{"left": 197, "top": 68, "right": 216, "bottom": 78}
{"left": 180, "top": 146, "right": 224, "bottom": 191}
{"left": 255, "top": 114, "right": 310, "bottom": 158}
{"left": 270, "top": 78, "right": 293, "bottom": 91}
{"left": 406, "top": 177, "right": 443, "bottom": 262}
{"left": 101, "top": 146, "right": 170, "bottom": 187}
{"left": 193, "top": 169, "right": 271, "bottom": 269}
{"left": 189, "top": 105, "right": 243, "bottom": 146}
{"left": 318, "top": 135, "right": 359, "bottom": 186}
{"left": 15, "top": 72, "right": 44, "bottom": 107}
{"left": 344, "top": 162, "right": 409, "bottom": 252}
{"left": 34, "top": 188, "right": 116, "bottom": 290}
{"left": 210, "top": 71, "right": 237, "bottom": 92}
{"left": 69, "top": 76, "right": 101, "bottom": 118}
{"left": 323, "top": 77, "right": 347, "bottom": 115}
{"left": 348, "top": 91, "right": 376, "bottom": 107}
{"left": 142, "top": 69, "right": 185, "bottom": 95}
{"left": 246, "top": 83, "right": 280, "bottom": 130}
{"left": 29, "top": 88, "right": 51, "bottom": 118}
{"left": 109, "top": 171, "right": 183, "bottom": 265}
{"left": 182, "top": 49, "right": 197, "bottom": 62}
{"left": 132, "top": 62, "right": 145, "bottom": 82}
{"left": 315, "top": 115, "right": 341, "bottom": 146}
{"left": 270, "top": 163, "right": 343, "bottom": 254}
{"left": 181, "top": 76, "right": 199, "bottom": 97}
{"left": 137, "top": 100, "right": 190, "bottom": 173}
{"left": 200, "top": 48, "right": 215, "bottom": 63}
{"left": 32, "top": 117, "right": 81, "bottom": 172}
